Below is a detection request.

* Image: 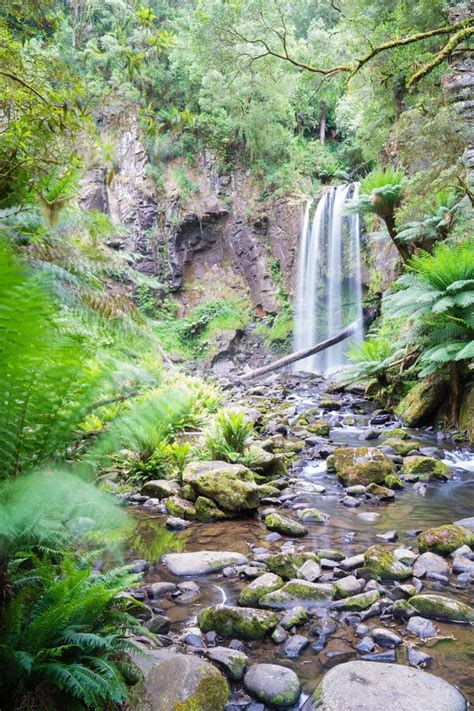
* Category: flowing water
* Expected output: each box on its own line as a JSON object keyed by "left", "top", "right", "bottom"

{"left": 127, "top": 378, "right": 474, "bottom": 707}
{"left": 293, "top": 185, "right": 364, "bottom": 375}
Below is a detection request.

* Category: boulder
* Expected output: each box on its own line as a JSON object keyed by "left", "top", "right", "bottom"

{"left": 413, "top": 552, "right": 449, "bottom": 578}
{"left": 307, "top": 419, "right": 330, "bottom": 437}
{"left": 205, "top": 646, "right": 248, "bottom": 681}
{"left": 198, "top": 605, "right": 278, "bottom": 639}
{"left": 162, "top": 551, "right": 248, "bottom": 576}
{"left": 396, "top": 374, "right": 447, "bottom": 427}
{"left": 333, "top": 447, "right": 396, "bottom": 487}
{"left": 141, "top": 479, "right": 180, "bottom": 498}
{"left": 332, "top": 590, "right": 380, "bottom": 611}
{"left": 402, "top": 456, "right": 451, "bottom": 481}
{"left": 298, "top": 508, "right": 329, "bottom": 524}
{"left": 244, "top": 663, "right": 301, "bottom": 708}
{"left": 165, "top": 496, "right": 196, "bottom": 520}
{"left": 259, "top": 579, "right": 333, "bottom": 610}
{"left": 195, "top": 496, "right": 228, "bottom": 522}
{"left": 238, "top": 573, "right": 283, "bottom": 606}
{"left": 418, "top": 525, "right": 474, "bottom": 555}
{"left": 383, "top": 437, "right": 421, "bottom": 456}
{"left": 182, "top": 461, "right": 258, "bottom": 512}
{"left": 303, "top": 660, "right": 466, "bottom": 711}
{"left": 264, "top": 513, "right": 307, "bottom": 537}
{"left": 363, "top": 545, "right": 412, "bottom": 580}
{"left": 267, "top": 552, "right": 320, "bottom": 580}
{"left": 135, "top": 650, "right": 229, "bottom": 711}
{"left": 408, "top": 594, "right": 474, "bottom": 623}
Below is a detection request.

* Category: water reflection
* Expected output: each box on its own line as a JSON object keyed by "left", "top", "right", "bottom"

{"left": 127, "top": 513, "right": 187, "bottom": 562}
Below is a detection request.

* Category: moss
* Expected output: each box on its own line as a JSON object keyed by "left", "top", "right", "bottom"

{"left": 326, "top": 454, "right": 336, "bottom": 471}
{"left": 259, "top": 580, "right": 333, "bottom": 608}
{"left": 198, "top": 606, "right": 278, "bottom": 639}
{"left": 409, "top": 594, "right": 474, "bottom": 624}
{"left": 238, "top": 574, "right": 283, "bottom": 606}
{"left": 402, "top": 456, "right": 451, "bottom": 481}
{"left": 382, "top": 437, "right": 421, "bottom": 455}
{"left": 174, "top": 673, "right": 229, "bottom": 711}
{"left": 366, "top": 483, "right": 394, "bottom": 497}
{"left": 307, "top": 419, "right": 330, "bottom": 437}
{"left": 195, "top": 496, "right": 227, "bottom": 522}
{"left": 418, "top": 524, "right": 473, "bottom": 555}
{"left": 165, "top": 495, "right": 196, "bottom": 520}
{"left": 299, "top": 508, "right": 329, "bottom": 524}
{"left": 319, "top": 399, "right": 341, "bottom": 410}
{"left": 336, "top": 590, "right": 380, "bottom": 611}
{"left": 267, "top": 552, "right": 320, "bottom": 580}
{"left": 396, "top": 374, "right": 447, "bottom": 427}
{"left": 364, "top": 544, "right": 412, "bottom": 580}
{"left": 384, "top": 474, "right": 404, "bottom": 489}
{"left": 264, "top": 513, "right": 307, "bottom": 537}
{"left": 257, "top": 484, "right": 280, "bottom": 497}
{"left": 339, "top": 460, "right": 396, "bottom": 487}
{"left": 380, "top": 428, "right": 410, "bottom": 440}
{"left": 459, "top": 385, "right": 474, "bottom": 442}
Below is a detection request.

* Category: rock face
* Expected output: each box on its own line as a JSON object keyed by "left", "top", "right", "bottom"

{"left": 183, "top": 461, "right": 259, "bottom": 513}
{"left": 135, "top": 650, "right": 229, "bottom": 711}
{"left": 198, "top": 605, "right": 279, "bottom": 639}
{"left": 162, "top": 551, "right": 248, "bottom": 576}
{"left": 303, "top": 660, "right": 466, "bottom": 711}
{"left": 244, "top": 663, "right": 301, "bottom": 708}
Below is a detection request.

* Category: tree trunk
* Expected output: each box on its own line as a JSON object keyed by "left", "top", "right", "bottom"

{"left": 384, "top": 213, "right": 410, "bottom": 262}
{"left": 241, "top": 320, "right": 361, "bottom": 380}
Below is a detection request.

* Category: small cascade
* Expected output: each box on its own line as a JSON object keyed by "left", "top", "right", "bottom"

{"left": 293, "top": 184, "right": 364, "bottom": 374}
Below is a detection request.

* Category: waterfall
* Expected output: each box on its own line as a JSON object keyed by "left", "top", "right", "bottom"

{"left": 293, "top": 183, "right": 364, "bottom": 374}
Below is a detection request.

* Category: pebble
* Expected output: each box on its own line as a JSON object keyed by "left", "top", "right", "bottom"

{"left": 371, "top": 627, "right": 402, "bottom": 648}
{"left": 407, "top": 646, "right": 432, "bottom": 668}
{"left": 282, "top": 634, "right": 310, "bottom": 658}
{"left": 342, "top": 495, "right": 361, "bottom": 508}
{"left": 356, "top": 636, "right": 375, "bottom": 653}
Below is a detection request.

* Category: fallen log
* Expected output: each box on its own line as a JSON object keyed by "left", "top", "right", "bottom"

{"left": 241, "top": 320, "right": 362, "bottom": 381}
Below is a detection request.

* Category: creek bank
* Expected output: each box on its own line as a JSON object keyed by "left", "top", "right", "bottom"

{"left": 120, "top": 372, "right": 473, "bottom": 709}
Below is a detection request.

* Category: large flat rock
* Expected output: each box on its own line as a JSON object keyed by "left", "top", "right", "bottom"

{"left": 162, "top": 550, "right": 248, "bottom": 576}
{"left": 302, "top": 661, "right": 466, "bottom": 711}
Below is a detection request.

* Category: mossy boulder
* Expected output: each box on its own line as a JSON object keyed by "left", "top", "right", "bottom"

{"left": 247, "top": 445, "right": 283, "bottom": 475}
{"left": 396, "top": 374, "right": 447, "bottom": 427}
{"left": 332, "top": 589, "right": 380, "bottom": 611}
{"left": 298, "top": 508, "right": 329, "bottom": 525}
{"left": 258, "top": 484, "right": 281, "bottom": 497}
{"left": 243, "top": 664, "right": 301, "bottom": 708}
{"left": 135, "top": 650, "right": 229, "bottom": 711}
{"left": 267, "top": 552, "right": 320, "bottom": 580}
{"left": 195, "top": 496, "right": 228, "bottom": 523}
{"left": 380, "top": 429, "right": 410, "bottom": 440}
{"left": 364, "top": 545, "right": 413, "bottom": 580}
{"left": 333, "top": 447, "right": 396, "bottom": 487}
{"left": 307, "top": 419, "right": 330, "bottom": 437}
{"left": 418, "top": 524, "right": 474, "bottom": 555}
{"left": 205, "top": 647, "right": 248, "bottom": 681}
{"left": 259, "top": 579, "right": 333, "bottom": 610}
{"left": 366, "top": 483, "right": 395, "bottom": 498}
{"left": 384, "top": 474, "right": 404, "bottom": 489}
{"left": 264, "top": 513, "right": 307, "bottom": 537}
{"left": 409, "top": 594, "right": 474, "bottom": 624}
{"left": 326, "top": 454, "right": 336, "bottom": 471}
{"left": 183, "top": 461, "right": 258, "bottom": 513}
{"left": 382, "top": 438, "right": 421, "bottom": 456}
{"left": 459, "top": 385, "right": 474, "bottom": 442}
{"left": 238, "top": 573, "right": 283, "bottom": 607}
{"left": 319, "top": 399, "right": 341, "bottom": 410}
{"left": 165, "top": 496, "right": 197, "bottom": 520}
{"left": 198, "top": 605, "right": 278, "bottom": 639}
{"left": 141, "top": 479, "right": 180, "bottom": 498}
{"left": 402, "top": 456, "right": 451, "bottom": 481}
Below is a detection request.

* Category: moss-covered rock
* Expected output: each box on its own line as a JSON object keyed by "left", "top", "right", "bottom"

{"left": 402, "top": 456, "right": 451, "bottom": 481}
{"left": 195, "top": 496, "right": 228, "bottom": 523}
{"left": 366, "top": 483, "right": 395, "bottom": 498}
{"left": 333, "top": 447, "right": 396, "bottom": 487}
{"left": 459, "top": 385, "right": 474, "bottom": 443}
{"left": 380, "top": 429, "right": 410, "bottom": 440}
{"left": 319, "top": 399, "right": 341, "bottom": 410}
{"left": 384, "top": 474, "right": 404, "bottom": 489}
{"left": 238, "top": 573, "right": 283, "bottom": 607}
{"left": 364, "top": 545, "right": 412, "bottom": 580}
{"left": 259, "top": 579, "right": 333, "bottom": 610}
{"left": 267, "top": 552, "right": 320, "bottom": 580}
{"left": 243, "top": 664, "right": 301, "bottom": 708}
{"left": 418, "top": 524, "right": 474, "bottom": 555}
{"left": 246, "top": 445, "right": 280, "bottom": 474}
{"left": 307, "top": 419, "right": 330, "bottom": 437}
{"left": 141, "top": 479, "right": 180, "bottom": 498}
{"left": 165, "top": 496, "right": 196, "bottom": 520}
{"left": 396, "top": 374, "right": 447, "bottom": 427}
{"left": 382, "top": 438, "right": 421, "bottom": 456}
{"left": 326, "top": 454, "right": 336, "bottom": 471}
{"left": 332, "top": 589, "right": 380, "bottom": 611}
{"left": 258, "top": 484, "right": 281, "bottom": 497}
{"left": 264, "top": 513, "right": 307, "bottom": 537}
{"left": 198, "top": 605, "right": 278, "bottom": 639}
{"left": 409, "top": 594, "right": 474, "bottom": 623}
{"left": 183, "top": 461, "right": 258, "bottom": 513}
{"left": 298, "top": 508, "right": 329, "bottom": 524}
{"left": 205, "top": 647, "right": 248, "bottom": 681}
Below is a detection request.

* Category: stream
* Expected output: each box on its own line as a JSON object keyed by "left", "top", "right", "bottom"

{"left": 125, "top": 373, "right": 474, "bottom": 707}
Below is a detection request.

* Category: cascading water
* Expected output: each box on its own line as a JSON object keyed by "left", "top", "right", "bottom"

{"left": 293, "top": 184, "right": 364, "bottom": 374}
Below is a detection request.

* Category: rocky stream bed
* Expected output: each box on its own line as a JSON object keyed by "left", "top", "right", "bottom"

{"left": 120, "top": 373, "right": 474, "bottom": 710}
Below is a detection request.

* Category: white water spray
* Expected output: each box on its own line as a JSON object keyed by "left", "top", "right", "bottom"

{"left": 293, "top": 184, "right": 364, "bottom": 374}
